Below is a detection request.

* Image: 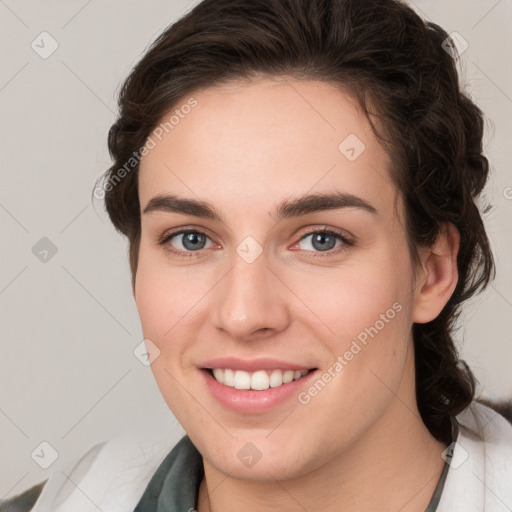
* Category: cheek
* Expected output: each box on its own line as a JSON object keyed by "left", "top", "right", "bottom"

{"left": 288, "top": 250, "right": 411, "bottom": 342}
{"left": 133, "top": 248, "right": 207, "bottom": 411}
{"left": 287, "top": 248, "right": 414, "bottom": 389}
{"left": 134, "top": 246, "right": 193, "bottom": 347}
{"left": 280, "top": 258, "right": 415, "bottom": 448}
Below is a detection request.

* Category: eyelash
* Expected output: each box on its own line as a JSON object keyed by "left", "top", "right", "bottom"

{"left": 157, "top": 226, "right": 355, "bottom": 259}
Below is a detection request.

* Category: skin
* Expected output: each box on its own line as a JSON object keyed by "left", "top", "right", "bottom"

{"left": 134, "top": 76, "right": 460, "bottom": 512}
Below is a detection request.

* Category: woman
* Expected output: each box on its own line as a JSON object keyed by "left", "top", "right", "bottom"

{"left": 4, "top": 0, "right": 511, "bottom": 511}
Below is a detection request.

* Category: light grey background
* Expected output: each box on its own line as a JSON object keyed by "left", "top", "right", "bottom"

{"left": 1, "top": 0, "right": 511, "bottom": 500}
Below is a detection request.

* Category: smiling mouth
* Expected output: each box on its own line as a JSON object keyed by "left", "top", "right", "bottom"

{"left": 203, "top": 367, "right": 318, "bottom": 391}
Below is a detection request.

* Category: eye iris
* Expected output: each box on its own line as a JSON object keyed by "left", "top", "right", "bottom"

{"left": 312, "top": 233, "right": 336, "bottom": 251}
{"left": 182, "top": 232, "right": 206, "bottom": 251}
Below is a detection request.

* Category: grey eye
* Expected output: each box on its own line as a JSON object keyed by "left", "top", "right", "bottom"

{"left": 298, "top": 232, "right": 343, "bottom": 252}
{"left": 170, "top": 231, "right": 211, "bottom": 251}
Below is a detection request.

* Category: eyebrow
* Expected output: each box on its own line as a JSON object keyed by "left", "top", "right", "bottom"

{"left": 142, "top": 191, "right": 378, "bottom": 222}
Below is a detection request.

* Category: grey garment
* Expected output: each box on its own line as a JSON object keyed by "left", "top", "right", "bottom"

{"left": 133, "top": 434, "right": 204, "bottom": 512}
{"left": 425, "top": 416, "right": 460, "bottom": 512}
{"left": 133, "top": 417, "right": 460, "bottom": 512}
{"left": 0, "top": 482, "right": 48, "bottom": 512}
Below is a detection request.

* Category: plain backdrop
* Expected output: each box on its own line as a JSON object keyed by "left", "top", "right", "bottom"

{"left": 1, "top": 0, "right": 511, "bottom": 500}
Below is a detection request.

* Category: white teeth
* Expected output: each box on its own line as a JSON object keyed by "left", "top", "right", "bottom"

{"left": 223, "top": 368, "right": 234, "bottom": 387}
{"left": 282, "top": 370, "right": 294, "bottom": 384}
{"left": 269, "top": 369, "right": 283, "bottom": 388}
{"left": 233, "top": 370, "right": 251, "bottom": 389}
{"left": 212, "top": 368, "right": 224, "bottom": 384}
{"left": 251, "top": 370, "right": 270, "bottom": 390}
{"left": 209, "top": 368, "right": 311, "bottom": 390}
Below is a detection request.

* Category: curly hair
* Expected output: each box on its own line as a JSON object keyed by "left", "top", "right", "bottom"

{"left": 95, "top": 0, "right": 495, "bottom": 443}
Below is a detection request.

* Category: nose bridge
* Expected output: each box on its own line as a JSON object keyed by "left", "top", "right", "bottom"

{"left": 212, "top": 243, "right": 289, "bottom": 339}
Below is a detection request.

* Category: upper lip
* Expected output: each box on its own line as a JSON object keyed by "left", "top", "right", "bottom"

{"left": 199, "top": 357, "right": 317, "bottom": 372}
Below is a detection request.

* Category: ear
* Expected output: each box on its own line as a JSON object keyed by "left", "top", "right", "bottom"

{"left": 412, "top": 222, "right": 460, "bottom": 323}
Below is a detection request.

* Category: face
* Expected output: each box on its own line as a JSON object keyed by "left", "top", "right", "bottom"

{"left": 135, "top": 76, "right": 422, "bottom": 480}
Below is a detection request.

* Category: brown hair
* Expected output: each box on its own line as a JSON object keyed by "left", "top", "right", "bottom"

{"left": 95, "top": 0, "right": 495, "bottom": 442}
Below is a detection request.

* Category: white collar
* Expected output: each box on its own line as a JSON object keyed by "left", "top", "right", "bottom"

{"left": 437, "top": 401, "right": 512, "bottom": 511}
{"left": 32, "top": 405, "right": 186, "bottom": 512}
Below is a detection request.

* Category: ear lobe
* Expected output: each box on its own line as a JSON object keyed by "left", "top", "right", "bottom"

{"left": 412, "top": 223, "right": 460, "bottom": 324}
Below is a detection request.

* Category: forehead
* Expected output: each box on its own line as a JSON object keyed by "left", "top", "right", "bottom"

{"left": 138, "top": 77, "right": 398, "bottom": 222}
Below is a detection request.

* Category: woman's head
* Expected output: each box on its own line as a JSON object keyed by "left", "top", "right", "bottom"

{"left": 96, "top": 0, "right": 494, "bottom": 464}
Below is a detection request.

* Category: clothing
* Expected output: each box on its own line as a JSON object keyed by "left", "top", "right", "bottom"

{"left": 2, "top": 400, "right": 511, "bottom": 512}
{"left": 133, "top": 435, "right": 204, "bottom": 512}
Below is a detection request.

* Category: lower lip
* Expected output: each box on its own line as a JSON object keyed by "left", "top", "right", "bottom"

{"left": 199, "top": 368, "right": 318, "bottom": 414}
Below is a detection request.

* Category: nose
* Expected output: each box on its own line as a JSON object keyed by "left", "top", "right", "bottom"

{"left": 211, "top": 248, "right": 291, "bottom": 341}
